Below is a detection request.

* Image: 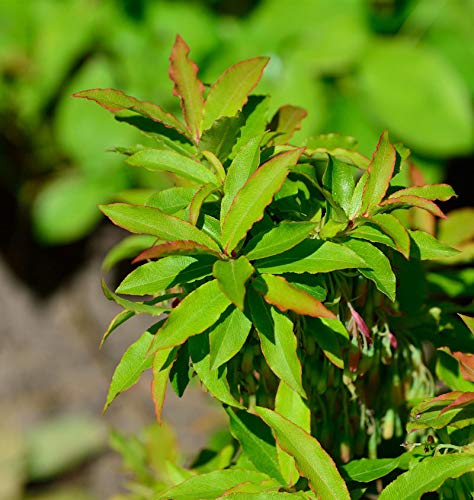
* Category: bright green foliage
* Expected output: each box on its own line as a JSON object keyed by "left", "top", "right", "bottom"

{"left": 86, "top": 38, "right": 471, "bottom": 499}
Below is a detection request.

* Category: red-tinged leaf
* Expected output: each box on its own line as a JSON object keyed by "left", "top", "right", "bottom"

{"left": 452, "top": 352, "right": 474, "bottom": 382}
{"left": 203, "top": 57, "right": 269, "bottom": 130}
{"left": 439, "top": 392, "right": 474, "bottom": 415}
{"left": 253, "top": 274, "right": 335, "bottom": 319}
{"left": 347, "top": 302, "right": 371, "bottom": 341}
{"left": 189, "top": 183, "right": 218, "bottom": 225}
{"left": 378, "top": 195, "right": 446, "bottom": 218}
{"left": 151, "top": 347, "right": 176, "bottom": 424}
{"left": 269, "top": 105, "right": 307, "bottom": 145}
{"left": 169, "top": 35, "right": 204, "bottom": 142}
{"left": 132, "top": 241, "right": 221, "bottom": 263}
{"left": 73, "top": 88, "right": 187, "bottom": 136}
{"left": 99, "top": 203, "right": 221, "bottom": 251}
{"left": 389, "top": 184, "right": 456, "bottom": 202}
{"left": 360, "top": 131, "right": 396, "bottom": 216}
{"left": 221, "top": 148, "right": 305, "bottom": 254}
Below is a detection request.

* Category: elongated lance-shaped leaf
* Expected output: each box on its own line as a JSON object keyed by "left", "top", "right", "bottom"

{"left": 199, "top": 115, "right": 245, "bottom": 161}
{"left": 244, "top": 221, "right": 318, "bottom": 260}
{"left": 409, "top": 230, "right": 459, "bottom": 260}
{"left": 209, "top": 306, "right": 252, "bottom": 369}
{"left": 117, "top": 255, "right": 215, "bottom": 296}
{"left": 133, "top": 241, "right": 221, "bottom": 264}
{"left": 201, "top": 150, "right": 226, "bottom": 184}
{"left": 221, "top": 148, "right": 304, "bottom": 254}
{"left": 389, "top": 183, "right": 456, "bottom": 202}
{"left": 342, "top": 238, "right": 396, "bottom": 301}
{"left": 269, "top": 105, "right": 307, "bottom": 145}
{"left": 127, "top": 149, "right": 218, "bottom": 185}
{"left": 73, "top": 88, "right": 188, "bottom": 136}
{"left": 253, "top": 274, "right": 335, "bottom": 319}
{"left": 370, "top": 213, "right": 410, "bottom": 259}
{"left": 203, "top": 57, "right": 269, "bottom": 130}
{"left": 169, "top": 35, "right": 204, "bottom": 142}
{"left": 188, "top": 330, "right": 244, "bottom": 408}
{"left": 100, "top": 203, "right": 220, "bottom": 251}
{"left": 221, "top": 134, "right": 263, "bottom": 223}
{"left": 348, "top": 171, "right": 368, "bottom": 220}
{"left": 146, "top": 187, "right": 198, "bottom": 213}
{"left": 350, "top": 223, "right": 397, "bottom": 250}
{"left": 342, "top": 458, "right": 401, "bottom": 483}
{"left": 226, "top": 408, "right": 286, "bottom": 485}
{"left": 275, "top": 382, "right": 310, "bottom": 487}
{"left": 254, "top": 240, "right": 367, "bottom": 275}
{"left": 151, "top": 347, "right": 176, "bottom": 424}
{"left": 149, "top": 279, "right": 231, "bottom": 353}
{"left": 232, "top": 96, "right": 270, "bottom": 154}
{"left": 189, "top": 183, "right": 219, "bottom": 225}
{"left": 100, "top": 309, "right": 135, "bottom": 348}
{"left": 359, "top": 131, "right": 396, "bottom": 216}
{"left": 378, "top": 195, "right": 447, "bottom": 218}
{"left": 249, "top": 290, "right": 305, "bottom": 397}
{"left": 378, "top": 454, "right": 474, "bottom": 500}
{"left": 104, "top": 321, "right": 164, "bottom": 412}
{"left": 255, "top": 407, "right": 350, "bottom": 499}
{"left": 322, "top": 156, "right": 355, "bottom": 216}
{"left": 213, "top": 256, "right": 254, "bottom": 310}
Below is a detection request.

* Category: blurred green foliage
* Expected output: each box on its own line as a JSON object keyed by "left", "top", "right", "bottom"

{"left": 0, "top": 0, "right": 472, "bottom": 244}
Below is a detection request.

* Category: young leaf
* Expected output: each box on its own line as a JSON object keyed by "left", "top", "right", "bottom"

{"left": 254, "top": 240, "right": 367, "bottom": 275}
{"left": 169, "top": 35, "right": 204, "bottom": 142}
{"left": 100, "top": 204, "right": 220, "bottom": 251}
{"left": 226, "top": 408, "right": 286, "bottom": 485}
{"left": 213, "top": 256, "right": 255, "bottom": 310}
{"left": 253, "top": 274, "right": 335, "bottom": 319}
{"left": 189, "top": 183, "right": 219, "bottom": 225}
{"left": 151, "top": 347, "right": 176, "bottom": 424}
{"left": 389, "top": 184, "right": 456, "bottom": 202}
{"left": 146, "top": 187, "right": 198, "bottom": 213}
{"left": 244, "top": 221, "right": 318, "bottom": 260}
{"left": 255, "top": 407, "right": 350, "bottom": 500}
{"left": 370, "top": 213, "right": 410, "bottom": 259}
{"left": 132, "top": 241, "right": 220, "bottom": 264}
{"left": 360, "top": 131, "right": 396, "bottom": 216}
{"left": 342, "top": 458, "right": 400, "bottom": 483}
{"left": 249, "top": 291, "right": 305, "bottom": 397}
{"left": 221, "top": 134, "right": 263, "bottom": 222}
{"left": 221, "top": 148, "right": 304, "bottom": 254}
{"left": 409, "top": 230, "right": 459, "bottom": 260}
{"left": 378, "top": 454, "right": 474, "bottom": 500}
{"left": 322, "top": 156, "right": 355, "bottom": 215}
{"left": 116, "top": 255, "right": 216, "bottom": 295}
{"left": 149, "top": 279, "right": 231, "bottom": 353}
{"left": 188, "top": 330, "right": 243, "bottom": 408}
{"left": 342, "top": 238, "right": 396, "bottom": 301}
{"left": 269, "top": 105, "right": 307, "bottom": 145}
{"left": 210, "top": 306, "right": 252, "bottom": 369}
{"left": 203, "top": 57, "right": 269, "bottom": 130}
{"left": 127, "top": 149, "right": 218, "bottom": 185}
{"left": 378, "top": 195, "right": 446, "bottom": 219}
{"left": 104, "top": 323, "right": 164, "bottom": 412}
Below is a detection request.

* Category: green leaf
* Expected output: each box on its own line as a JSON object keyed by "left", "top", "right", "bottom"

{"left": 188, "top": 330, "right": 243, "bottom": 408}
{"left": 221, "top": 134, "right": 263, "bottom": 222}
{"left": 189, "top": 183, "right": 219, "bottom": 225}
{"left": 359, "top": 131, "right": 396, "bottom": 216}
{"left": 378, "top": 454, "right": 474, "bottom": 500}
{"left": 169, "top": 35, "right": 204, "bottom": 142}
{"left": 253, "top": 274, "right": 335, "bottom": 319}
{"left": 104, "top": 324, "right": 163, "bottom": 411}
{"left": 244, "top": 221, "right": 318, "bottom": 260}
{"left": 275, "top": 382, "right": 310, "bottom": 487}
{"left": 342, "top": 238, "right": 396, "bottom": 301}
{"left": 254, "top": 240, "right": 367, "bottom": 275}
{"left": 100, "top": 203, "right": 220, "bottom": 251}
{"left": 342, "top": 458, "right": 400, "bottom": 483}
{"left": 269, "top": 105, "right": 307, "bottom": 145}
{"left": 132, "top": 241, "right": 220, "bottom": 264}
{"left": 100, "top": 309, "right": 135, "bottom": 347}
{"left": 209, "top": 306, "right": 252, "bottom": 369}
{"left": 73, "top": 87, "right": 187, "bottom": 136}
{"left": 436, "top": 350, "right": 474, "bottom": 392}
{"left": 322, "top": 156, "right": 355, "bottom": 215}
{"left": 151, "top": 347, "right": 176, "bottom": 424}
{"left": 221, "top": 148, "right": 304, "bottom": 254}
{"left": 233, "top": 96, "right": 270, "bottom": 153}
{"left": 213, "top": 257, "right": 254, "bottom": 310}
{"left": 370, "top": 213, "right": 410, "bottom": 259}
{"left": 203, "top": 57, "right": 269, "bottom": 130}
{"left": 389, "top": 184, "right": 456, "bottom": 202}
{"left": 127, "top": 149, "right": 218, "bottom": 185}
{"left": 255, "top": 407, "right": 350, "bottom": 499}
{"left": 350, "top": 223, "right": 397, "bottom": 250}
{"left": 150, "top": 280, "right": 231, "bottom": 353}
{"left": 306, "top": 318, "right": 349, "bottom": 369}
{"left": 348, "top": 172, "right": 368, "bottom": 220}
{"left": 378, "top": 195, "right": 446, "bottom": 218}
{"left": 158, "top": 469, "right": 271, "bottom": 499}
{"left": 226, "top": 408, "right": 286, "bottom": 485}
{"left": 146, "top": 187, "right": 198, "bottom": 213}
{"left": 199, "top": 115, "right": 244, "bottom": 162}
{"left": 249, "top": 291, "right": 305, "bottom": 397}
{"left": 116, "top": 255, "right": 216, "bottom": 295}
{"left": 101, "top": 235, "right": 157, "bottom": 272}
{"left": 409, "top": 230, "right": 459, "bottom": 260}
